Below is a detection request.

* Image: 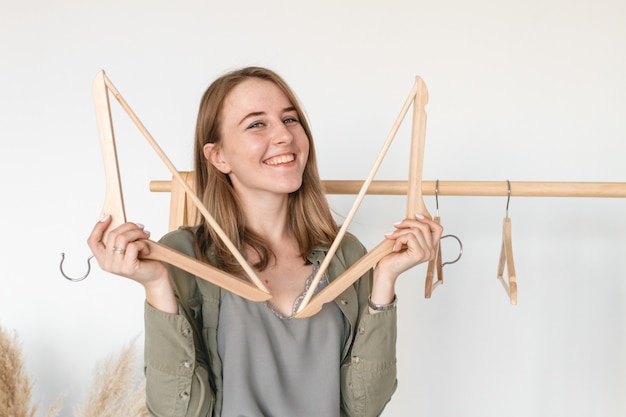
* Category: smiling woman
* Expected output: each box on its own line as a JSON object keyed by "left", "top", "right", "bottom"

{"left": 203, "top": 78, "right": 310, "bottom": 208}
{"left": 87, "top": 66, "right": 442, "bottom": 417}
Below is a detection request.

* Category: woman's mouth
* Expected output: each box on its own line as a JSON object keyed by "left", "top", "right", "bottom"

{"left": 264, "top": 153, "right": 295, "bottom": 166}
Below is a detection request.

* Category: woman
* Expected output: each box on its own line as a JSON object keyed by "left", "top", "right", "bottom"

{"left": 88, "top": 67, "right": 442, "bottom": 417}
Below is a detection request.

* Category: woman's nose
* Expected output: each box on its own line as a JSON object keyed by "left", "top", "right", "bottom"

{"left": 272, "top": 121, "right": 293, "bottom": 145}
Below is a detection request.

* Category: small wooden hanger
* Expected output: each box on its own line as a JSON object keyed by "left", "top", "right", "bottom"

{"left": 423, "top": 216, "right": 442, "bottom": 298}
{"left": 424, "top": 178, "right": 442, "bottom": 297}
{"left": 497, "top": 180, "right": 517, "bottom": 305}
{"left": 294, "top": 76, "right": 431, "bottom": 317}
{"left": 92, "top": 70, "right": 271, "bottom": 302}
{"left": 424, "top": 180, "right": 464, "bottom": 298}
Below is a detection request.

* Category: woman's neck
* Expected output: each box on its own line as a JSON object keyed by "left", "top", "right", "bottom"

{"left": 239, "top": 192, "right": 292, "bottom": 244}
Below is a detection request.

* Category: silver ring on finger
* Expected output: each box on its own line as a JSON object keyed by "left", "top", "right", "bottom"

{"left": 112, "top": 246, "right": 126, "bottom": 255}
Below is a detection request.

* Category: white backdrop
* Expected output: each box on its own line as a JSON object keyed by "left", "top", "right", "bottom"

{"left": 1, "top": 0, "right": 625, "bottom": 415}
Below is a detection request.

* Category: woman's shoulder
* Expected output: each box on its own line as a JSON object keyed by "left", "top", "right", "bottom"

{"left": 339, "top": 232, "right": 368, "bottom": 258}
{"left": 159, "top": 227, "right": 198, "bottom": 258}
{"left": 310, "top": 232, "right": 368, "bottom": 266}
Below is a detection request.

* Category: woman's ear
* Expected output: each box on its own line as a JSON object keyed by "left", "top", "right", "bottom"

{"left": 203, "top": 142, "right": 231, "bottom": 174}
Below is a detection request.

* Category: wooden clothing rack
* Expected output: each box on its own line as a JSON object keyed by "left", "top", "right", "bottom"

{"left": 319, "top": 180, "right": 626, "bottom": 197}
{"left": 151, "top": 178, "right": 626, "bottom": 199}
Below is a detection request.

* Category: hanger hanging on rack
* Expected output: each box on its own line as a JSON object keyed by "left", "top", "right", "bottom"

{"left": 60, "top": 70, "right": 271, "bottom": 302}
{"left": 424, "top": 180, "right": 464, "bottom": 298}
{"left": 497, "top": 180, "right": 517, "bottom": 305}
{"left": 424, "top": 181, "right": 442, "bottom": 298}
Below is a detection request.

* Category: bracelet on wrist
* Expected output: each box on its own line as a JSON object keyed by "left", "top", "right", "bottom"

{"left": 368, "top": 294, "right": 397, "bottom": 311}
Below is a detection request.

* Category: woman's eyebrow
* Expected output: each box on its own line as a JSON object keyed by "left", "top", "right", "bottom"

{"left": 238, "top": 111, "right": 265, "bottom": 126}
{"left": 238, "top": 107, "right": 297, "bottom": 125}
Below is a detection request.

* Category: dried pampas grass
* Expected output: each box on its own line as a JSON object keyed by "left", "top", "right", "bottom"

{"left": 0, "top": 325, "right": 62, "bottom": 417}
{"left": 74, "top": 337, "right": 148, "bottom": 417}
{"left": 1, "top": 324, "right": 147, "bottom": 417}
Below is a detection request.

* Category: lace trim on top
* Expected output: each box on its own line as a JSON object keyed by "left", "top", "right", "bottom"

{"left": 263, "top": 261, "right": 329, "bottom": 320}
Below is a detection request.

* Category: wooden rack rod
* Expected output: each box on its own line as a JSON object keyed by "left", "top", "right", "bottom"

{"left": 150, "top": 179, "right": 626, "bottom": 198}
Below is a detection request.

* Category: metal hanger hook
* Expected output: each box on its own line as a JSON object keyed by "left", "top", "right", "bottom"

{"left": 505, "top": 179, "right": 511, "bottom": 217}
{"left": 59, "top": 253, "right": 94, "bottom": 282}
{"left": 435, "top": 179, "right": 440, "bottom": 217}
{"left": 440, "top": 234, "right": 463, "bottom": 267}
{"left": 433, "top": 179, "right": 462, "bottom": 266}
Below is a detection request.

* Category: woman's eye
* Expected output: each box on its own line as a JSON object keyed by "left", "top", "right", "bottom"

{"left": 283, "top": 117, "right": 299, "bottom": 124}
{"left": 248, "top": 121, "right": 264, "bottom": 129}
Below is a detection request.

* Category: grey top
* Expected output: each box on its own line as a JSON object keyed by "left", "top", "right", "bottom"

{"left": 146, "top": 229, "right": 399, "bottom": 417}
{"left": 217, "top": 263, "right": 345, "bottom": 417}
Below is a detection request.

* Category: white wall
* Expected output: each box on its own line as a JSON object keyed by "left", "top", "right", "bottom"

{"left": 1, "top": 0, "right": 625, "bottom": 415}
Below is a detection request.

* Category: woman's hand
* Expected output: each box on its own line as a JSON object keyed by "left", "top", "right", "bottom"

{"left": 369, "top": 214, "right": 443, "bottom": 309}
{"left": 87, "top": 215, "right": 178, "bottom": 313}
{"left": 379, "top": 214, "right": 443, "bottom": 277}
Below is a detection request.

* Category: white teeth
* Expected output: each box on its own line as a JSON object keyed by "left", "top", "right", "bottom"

{"left": 265, "top": 154, "right": 295, "bottom": 165}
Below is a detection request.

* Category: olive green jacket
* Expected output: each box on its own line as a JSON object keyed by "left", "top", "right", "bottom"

{"left": 144, "top": 229, "right": 397, "bottom": 417}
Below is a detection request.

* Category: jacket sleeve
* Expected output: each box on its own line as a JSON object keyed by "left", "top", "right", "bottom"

{"left": 339, "top": 236, "right": 398, "bottom": 417}
{"left": 144, "top": 229, "right": 215, "bottom": 417}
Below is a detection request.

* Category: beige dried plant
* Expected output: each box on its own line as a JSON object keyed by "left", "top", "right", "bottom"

{"left": 0, "top": 325, "right": 62, "bottom": 417}
{"left": 1, "top": 324, "right": 147, "bottom": 417}
{"left": 74, "top": 337, "right": 148, "bottom": 417}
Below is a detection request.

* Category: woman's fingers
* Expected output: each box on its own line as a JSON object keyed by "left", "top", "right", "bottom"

{"left": 103, "top": 222, "right": 150, "bottom": 254}
{"left": 412, "top": 214, "right": 444, "bottom": 247}
{"left": 390, "top": 225, "right": 429, "bottom": 255}
{"left": 420, "top": 215, "right": 444, "bottom": 245}
{"left": 87, "top": 214, "right": 113, "bottom": 259}
{"left": 386, "top": 214, "right": 443, "bottom": 259}
{"left": 375, "top": 214, "right": 444, "bottom": 284}
{"left": 86, "top": 216, "right": 172, "bottom": 308}
{"left": 108, "top": 237, "right": 148, "bottom": 277}
{"left": 87, "top": 215, "right": 151, "bottom": 272}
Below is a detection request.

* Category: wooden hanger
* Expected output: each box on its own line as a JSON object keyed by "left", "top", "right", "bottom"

{"left": 294, "top": 76, "right": 431, "bottom": 317}
{"left": 92, "top": 70, "right": 271, "bottom": 302}
{"left": 424, "top": 180, "right": 442, "bottom": 298}
{"left": 423, "top": 216, "right": 443, "bottom": 298}
{"left": 424, "top": 180, "right": 465, "bottom": 297}
{"left": 497, "top": 180, "right": 517, "bottom": 305}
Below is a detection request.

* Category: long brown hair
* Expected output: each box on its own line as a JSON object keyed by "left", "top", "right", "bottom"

{"left": 192, "top": 67, "right": 338, "bottom": 274}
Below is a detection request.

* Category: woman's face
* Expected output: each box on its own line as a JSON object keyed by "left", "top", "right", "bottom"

{"left": 204, "top": 78, "right": 310, "bottom": 201}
